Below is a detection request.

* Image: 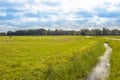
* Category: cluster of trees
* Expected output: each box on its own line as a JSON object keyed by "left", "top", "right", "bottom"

{"left": 0, "top": 28, "right": 120, "bottom": 36}
{"left": 0, "top": 32, "right": 6, "bottom": 36}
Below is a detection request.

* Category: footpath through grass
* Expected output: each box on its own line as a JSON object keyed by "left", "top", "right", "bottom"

{"left": 0, "top": 36, "right": 105, "bottom": 80}
{"left": 104, "top": 39, "right": 120, "bottom": 80}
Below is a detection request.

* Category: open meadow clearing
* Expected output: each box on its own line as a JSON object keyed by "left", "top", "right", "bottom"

{"left": 0, "top": 36, "right": 119, "bottom": 80}
{"left": 0, "top": 36, "right": 106, "bottom": 80}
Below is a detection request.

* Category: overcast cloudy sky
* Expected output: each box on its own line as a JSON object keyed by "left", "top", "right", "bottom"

{"left": 0, "top": 0, "right": 120, "bottom": 32}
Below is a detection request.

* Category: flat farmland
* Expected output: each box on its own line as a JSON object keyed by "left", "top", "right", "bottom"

{"left": 0, "top": 36, "right": 105, "bottom": 80}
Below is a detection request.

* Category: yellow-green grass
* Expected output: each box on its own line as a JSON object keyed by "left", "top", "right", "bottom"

{"left": 104, "top": 39, "right": 120, "bottom": 80}
{"left": 0, "top": 36, "right": 105, "bottom": 80}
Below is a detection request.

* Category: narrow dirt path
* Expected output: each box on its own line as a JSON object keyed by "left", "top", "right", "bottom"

{"left": 105, "top": 38, "right": 120, "bottom": 41}
{"left": 86, "top": 43, "right": 112, "bottom": 80}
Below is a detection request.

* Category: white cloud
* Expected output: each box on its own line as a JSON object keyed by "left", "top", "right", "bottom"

{"left": 0, "top": 24, "right": 16, "bottom": 32}
{"left": 0, "top": 12, "right": 6, "bottom": 16}
{"left": 39, "top": 18, "right": 49, "bottom": 22}
{"left": 88, "top": 16, "right": 109, "bottom": 25}
{"left": 4, "top": 0, "right": 120, "bottom": 13}
{"left": 0, "top": 0, "right": 120, "bottom": 31}
{"left": 49, "top": 15, "right": 58, "bottom": 21}
{"left": 8, "top": 0, "right": 28, "bottom": 4}
{"left": 5, "top": 0, "right": 120, "bottom": 16}
{"left": 107, "top": 4, "right": 120, "bottom": 12}
{"left": 43, "top": 0, "right": 60, "bottom": 3}
{"left": 19, "top": 17, "right": 38, "bottom": 23}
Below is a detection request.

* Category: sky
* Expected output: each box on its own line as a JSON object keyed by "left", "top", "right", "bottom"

{"left": 0, "top": 0, "right": 120, "bottom": 32}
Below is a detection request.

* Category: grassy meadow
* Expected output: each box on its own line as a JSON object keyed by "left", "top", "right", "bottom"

{"left": 0, "top": 36, "right": 119, "bottom": 80}
{"left": 0, "top": 36, "right": 106, "bottom": 80}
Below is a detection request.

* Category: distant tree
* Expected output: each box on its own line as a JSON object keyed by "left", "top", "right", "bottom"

{"left": 5, "top": 28, "right": 120, "bottom": 36}
{"left": 80, "top": 29, "right": 90, "bottom": 35}
{"left": 7, "top": 31, "right": 14, "bottom": 35}
{"left": 54, "top": 29, "right": 59, "bottom": 35}
{"left": 102, "top": 28, "right": 111, "bottom": 35}
{"left": 111, "top": 29, "right": 120, "bottom": 35}
{"left": 0, "top": 32, "right": 6, "bottom": 36}
{"left": 15, "top": 30, "right": 24, "bottom": 35}
{"left": 90, "top": 29, "right": 102, "bottom": 36}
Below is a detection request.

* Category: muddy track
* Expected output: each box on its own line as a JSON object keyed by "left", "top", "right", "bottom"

{"left": 86, "top": 43, "right": 112, "bottom": 80}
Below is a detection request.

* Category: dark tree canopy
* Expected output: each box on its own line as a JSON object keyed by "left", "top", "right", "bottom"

{"left": 2, "top": 28, "right": 119, "bottom": 36}
{"left": 0, "top": 32, "right": 6, "bottom": 36}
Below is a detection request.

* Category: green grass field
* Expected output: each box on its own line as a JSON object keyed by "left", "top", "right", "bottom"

{"left": 0, "top": 36, "right": 119, "bottom": 80}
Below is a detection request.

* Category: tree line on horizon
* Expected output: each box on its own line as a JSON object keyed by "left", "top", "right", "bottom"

{"left": 0, "top": 28, "right": 120, "bottom": 36}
